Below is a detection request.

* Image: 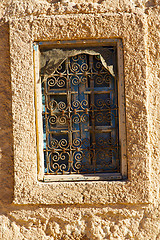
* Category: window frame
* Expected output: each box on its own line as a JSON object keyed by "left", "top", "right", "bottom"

{"left": 34, "top": 39, "right": 127, "bottom": 182}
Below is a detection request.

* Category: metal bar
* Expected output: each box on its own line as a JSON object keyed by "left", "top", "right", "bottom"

{"left": 66, "top": 58, "right": 72, "bottom": 174}
{"left": 89, "top": 55, "right": 96, "bottom": 171}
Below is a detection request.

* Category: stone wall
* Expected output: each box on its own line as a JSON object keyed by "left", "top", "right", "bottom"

{"left": 0, "top": 1, "right": 159, "bottom": 239}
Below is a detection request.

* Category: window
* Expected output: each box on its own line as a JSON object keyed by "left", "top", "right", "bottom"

{"left": 11, "top": 14, "right": 149, "bottom": 204}
{"left": 35, "top": 39, "right": 127, "bottom": 181}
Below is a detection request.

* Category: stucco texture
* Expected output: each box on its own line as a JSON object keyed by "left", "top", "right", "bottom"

{"left": 0, "top": 0, "right": 160, "bottom": 239}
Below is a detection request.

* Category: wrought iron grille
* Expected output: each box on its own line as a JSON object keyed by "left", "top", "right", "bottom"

{"left": 41, "top": 50, "right": 120, "bottom": 175}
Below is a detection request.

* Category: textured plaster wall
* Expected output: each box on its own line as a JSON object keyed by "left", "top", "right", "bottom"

{"left": 0, "top": 0, "right": 160, "bottom": 239}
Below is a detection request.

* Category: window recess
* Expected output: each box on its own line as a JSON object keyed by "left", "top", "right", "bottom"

{"left": 34, "top": 39, "right": 127, "bottom": 181}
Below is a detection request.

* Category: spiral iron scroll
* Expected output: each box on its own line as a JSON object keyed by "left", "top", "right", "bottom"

{"left": 43, "top": 53, "right": 119, "bottom": 174}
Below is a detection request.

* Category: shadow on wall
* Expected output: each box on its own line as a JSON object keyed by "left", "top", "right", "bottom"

{"left": 0, "top": 22, "right": 14, "bottom": 204}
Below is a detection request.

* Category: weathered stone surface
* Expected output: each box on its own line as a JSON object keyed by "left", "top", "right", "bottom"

{"left": 0, "top": 0, "right": 159, "bottom": 239}
{"left": 0, "top": 205, "right": 160, "bottom": 239}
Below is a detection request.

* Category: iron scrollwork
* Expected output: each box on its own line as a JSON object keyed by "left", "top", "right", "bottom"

{"left": 42, "top": 51, "right": 119, "bottom": 175}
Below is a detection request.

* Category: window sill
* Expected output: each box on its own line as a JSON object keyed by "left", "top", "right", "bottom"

{"left": 43, "top": 173, "right": 123, "bottom": 182}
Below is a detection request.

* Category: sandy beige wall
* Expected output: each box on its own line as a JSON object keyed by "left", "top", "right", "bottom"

{"left": 0, "top": 1, "right": 160, "bottom": 239}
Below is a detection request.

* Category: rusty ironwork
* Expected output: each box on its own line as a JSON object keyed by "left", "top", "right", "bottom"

{"left": 41, "top": 50, "right": 120, "bottom": 174}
